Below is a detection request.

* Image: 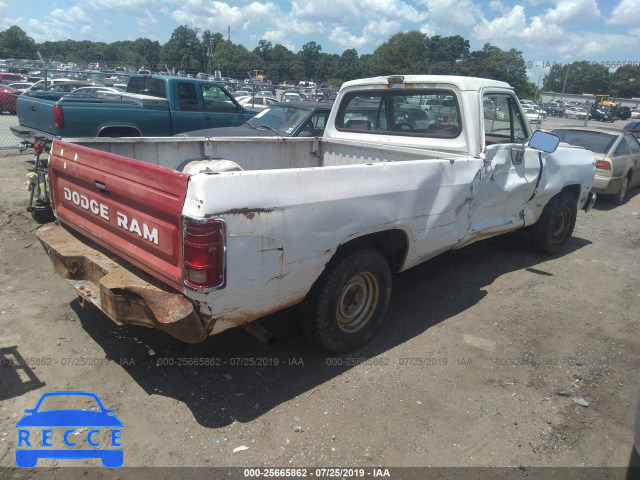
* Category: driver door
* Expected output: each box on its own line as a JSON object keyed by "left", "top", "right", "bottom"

{"left": 467, "top": 93, "right": 540, "bottom": 236}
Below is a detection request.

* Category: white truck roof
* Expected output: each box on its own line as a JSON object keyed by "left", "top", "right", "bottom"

{"left": 341, "top": 75, "right": 512, "bottom": 91}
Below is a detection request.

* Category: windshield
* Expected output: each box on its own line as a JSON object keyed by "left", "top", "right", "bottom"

{"left": 246, "top": 105, "right": 312, "bottom": 136}
{"left": 552, "top": 129, "right": 617, "bottom": 154}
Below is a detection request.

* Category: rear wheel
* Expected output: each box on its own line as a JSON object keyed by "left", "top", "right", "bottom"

{"left": 30, "top": 207, "right": 55, "bottom": 223}
{"left": 530, "top": 192, "right": 577, "bottom": 254}
{"left": 302, "top": 249, "right": 391, "bottom": 353}
{"left": 612, "top": 175, "right": 630, "bottom": 205}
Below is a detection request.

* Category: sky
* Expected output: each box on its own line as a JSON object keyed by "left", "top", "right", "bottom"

{"left": 1, "top": 0, "right": 639, "bottom": 82}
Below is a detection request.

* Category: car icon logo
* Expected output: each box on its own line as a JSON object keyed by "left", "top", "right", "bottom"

{"left": 15, "top": 391, "right": 123, "bottom": 468}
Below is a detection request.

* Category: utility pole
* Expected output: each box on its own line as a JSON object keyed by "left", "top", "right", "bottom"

{"left": 208, "top": 39, "right": 214, "bottom": 76}
{"left": 561, "top": 65, "right": 571, "bottom": 94}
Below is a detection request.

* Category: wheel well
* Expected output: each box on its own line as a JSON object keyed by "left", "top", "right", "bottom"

{"left": 335, "top": 230, "right": 409, "bottom": 273}
{"left": 97, "top": 126, "right": 141, "bottom": 137}
{"left": 561, "top": 184, "right": 581, "bottom": 201}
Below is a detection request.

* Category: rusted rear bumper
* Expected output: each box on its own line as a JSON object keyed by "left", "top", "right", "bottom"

{"left": 36, "top": 223, "right": 207, "bottom": 343}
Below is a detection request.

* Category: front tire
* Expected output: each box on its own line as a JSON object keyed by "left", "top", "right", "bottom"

{"left": 302, "top": 249, "right": 391, "bottom": 353}
{"left": 530, "top": 192, "right": 577, "bottom": 254}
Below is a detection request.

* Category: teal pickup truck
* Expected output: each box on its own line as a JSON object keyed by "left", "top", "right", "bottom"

{"left": 10, "top": 75, "right": 258, "bottom": 141}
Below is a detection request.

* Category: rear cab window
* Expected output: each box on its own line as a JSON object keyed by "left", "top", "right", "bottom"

{"left": 335, "top": 90, "right": 461, "bottom": 138}
{"left": 126, "top": 77, "right": 167, "bottom": 98}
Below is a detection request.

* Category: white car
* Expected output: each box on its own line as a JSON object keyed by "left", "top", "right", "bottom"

{"left": 565, "top": 107, "right": 587, "bottom": 120}
{"left": 631, "top": 110, "right": 640, "bottom": 119}
{"left": 523, "top": 106, "right": 542, "bottom": 124}
{"left": 256, "top": 90, "right": 275, "bottom": 98}
{"left": 239, "top": 96, "right": 278, "bottom": 111}
{"left": 283, "top": 92, "right": 302, "bottom": 102}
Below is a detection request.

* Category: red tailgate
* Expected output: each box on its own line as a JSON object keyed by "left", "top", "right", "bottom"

{"left": 49, "top": 139, "right": 189, "bottom": 291}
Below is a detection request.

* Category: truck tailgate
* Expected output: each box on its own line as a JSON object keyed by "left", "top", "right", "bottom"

{"left": 48, "top": 139, "right": 189, "bottom": 291}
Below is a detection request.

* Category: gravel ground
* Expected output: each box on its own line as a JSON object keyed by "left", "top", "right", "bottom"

{"left": 0, "top": 126, "right": 638, "bottom": 477}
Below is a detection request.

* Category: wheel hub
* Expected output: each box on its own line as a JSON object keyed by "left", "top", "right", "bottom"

{"left": 336, "top": 272, "right": 379, "bottom": 333}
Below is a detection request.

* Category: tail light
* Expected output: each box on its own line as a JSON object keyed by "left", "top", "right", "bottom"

{"left": 182, "top": 217, "right": 226, "bottom": 291}
{"left": 595, "top": 160, "right": 611, "bottom": 170}
{"left": 53, "top": 105, "right": 64, "bottom": 128}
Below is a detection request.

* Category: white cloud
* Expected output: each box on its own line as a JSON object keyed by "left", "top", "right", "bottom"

{"left": 474, "top": 5, "right": 567, "bottom": 54}
{"left": 292, "top": 0, "right": 424, "bottom": 24}
{"left": 542, "top": 0, "right": 600, "bottom": 25}
{"left": 488, "top": 0, "right": 507, "bottom": 13}
{"left": 579, "top": 40, "right": 604, "bottom": 56}
{"left": 421, "top": 0, "right": 483, "bottom": 34}
{"left": 608, "top": 0, "right": 640, "bottom": 26}
{"left": 329, "top": 19, "right": 401, "bottom": 50}
{"left": 51, "top": 6, "right": 89, "bottom": 24}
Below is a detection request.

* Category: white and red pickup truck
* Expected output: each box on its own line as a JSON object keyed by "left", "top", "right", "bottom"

{"left": 36, "top": 75, "right": 597, "bottom": 353}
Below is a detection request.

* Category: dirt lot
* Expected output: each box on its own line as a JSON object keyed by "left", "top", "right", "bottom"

{"left": 0, "top": 139, "right": 639, "bottom": 476}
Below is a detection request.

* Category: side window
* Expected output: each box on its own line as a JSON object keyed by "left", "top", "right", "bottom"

{"left": 484, "top": 94, "right": 527, "bottom": 145}
{"left": 626, "top": 135, "right": 640, "bottom": 154}
{"left": 177, "top": 83, "right": 199, "bottom": 111}
{"left": 302, "top": 111, "right": 329, "bottom": 135}
{"left": 614, "top": 138, "right": 630, "bottom": 156}
{"left": 202, "top": 84, "right": 238, "bottom": 112}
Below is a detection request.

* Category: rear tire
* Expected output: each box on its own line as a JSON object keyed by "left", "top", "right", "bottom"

{"left": 612, "top": 175, "right": 630, "bottom": 205}
{"left": 30, "top": 207, "right": 55, "bottom": 224}
{"left": 530, "top": 192, "right": 577, "bottom": 254}
{"left": 302, "top": 249, "right": 391, "bottom": 353}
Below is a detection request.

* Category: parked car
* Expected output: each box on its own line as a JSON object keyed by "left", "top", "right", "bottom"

{"left": 618, "top": 106, "right": 631, "bottom": 120}
{"left": 24, "top": 78, "right": 92, "bottom": 93}
{"left": 523, "top": 106, "right": 542, "bottom": 124}
{"left": 33, "top": 75, "right": 596, "bottom": 353}
{"left": 11, "top": 75, "right": 258, "bottom": 141}
{"left": 178, "top": 101, "right": 332, "bottom": 138}
{"left": 283, "top": 92, "right": 302, "bottom": 102}
{"left": 624, "top": 121, "right": 640, "bottom": 138}
{"left": 255, "top": 90, "right": 275, "bottom": 98}
{"left": 7, "top": 82, "right": 34, "bottom": 93}
{"left": 565, "top": 107, "right": 588, "bottom": 120}
{"left": 0, "top": 72, "right": 27, "bottom": 84}
{"left": 590, "top": 106, "right": 615, "bottom": 122}
{"left": 239, "top": 96, "right": 278, "bottom": 111}
{"left": 543, "top": 103, "right": 565, "bottom": 117}
{"left": 552, "top": 126, "right": 640, "bottom": 204}
{"left": 0, "top": 85, "right": 18, "bottom": 114}
{"left": 630, "top": 110, "right": 640, "bottom": 119}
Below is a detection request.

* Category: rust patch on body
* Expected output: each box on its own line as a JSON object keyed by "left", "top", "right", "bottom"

{"left": 36, "top": 223, "right": 206, "bottom": 343}
{"left": 207, "top": 207, "right": 275, "bottom": 220}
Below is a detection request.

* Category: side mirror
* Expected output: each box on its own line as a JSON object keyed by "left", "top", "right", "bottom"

{"left": 512, "top": 130, "right": 560, "bottom": 164}
{"left": 529, "top": 130, "right": 560, "bottom": 153}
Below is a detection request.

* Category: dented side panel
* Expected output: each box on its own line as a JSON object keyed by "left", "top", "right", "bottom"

{"left": 181, "top": 158, "right": 485, "bottom": 331}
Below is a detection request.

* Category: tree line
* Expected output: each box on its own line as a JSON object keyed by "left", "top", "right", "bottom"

{"left": 2, "top": 25, "right": 639, "bottom": 99}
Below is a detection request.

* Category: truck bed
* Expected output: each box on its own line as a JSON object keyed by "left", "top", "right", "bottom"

{"left": 71, "top": 136, "right": 464, "bottom": 171}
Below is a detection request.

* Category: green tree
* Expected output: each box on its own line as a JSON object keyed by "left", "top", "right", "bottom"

{"left": 425, "top": 35, "right": 469, "bottom": 74}
{"left": 542, "top": 61, "right": 609, "bottom": 94}
{"left": 609, "top": 65, "right": 640, "bottom": 98}
{"left": 465, "top": 44, "right": 534, "bottom": 97}
{"left": 160, "top": 25, "right": 204, "bottom": 72}
{"left": 0, "top": 26, "right": 37, "bottom": 58}
{"left": 370, "top": 31, "right": 428, "bottom": 75}
{"left": 299, "top": 41, "right": 322, "bottom": 79}
{"left": 340, "top": 48, "right": 360, "bottom": 81}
